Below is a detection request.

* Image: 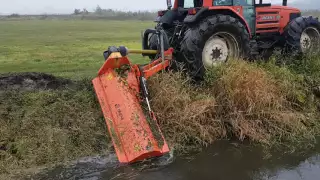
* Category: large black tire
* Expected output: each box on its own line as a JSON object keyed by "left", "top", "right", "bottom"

{"left": 284, "top": 16, "right": 320, "bottom": 56}
{"left": 180, "top": 14, "right": 250, "bottom": 81}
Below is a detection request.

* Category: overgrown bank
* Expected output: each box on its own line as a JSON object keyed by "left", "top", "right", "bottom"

{"left": 149, "top": 57, "right": 320, "bottom": 152}
{"left": 0, "top": 74, "right": 109, "bottom": 177}
{"left": 1, "top": 55, "right": 320, "bottom": 177}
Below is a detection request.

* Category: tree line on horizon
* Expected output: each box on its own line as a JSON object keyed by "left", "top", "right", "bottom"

{"left": 72, "top": 5, "right": 157, "bottom": 20}
{"left": 1, "top": 5, "right": 157, "bottom": 21}
{"left": 2, "top": 5, "right": 320, "bottom": 21}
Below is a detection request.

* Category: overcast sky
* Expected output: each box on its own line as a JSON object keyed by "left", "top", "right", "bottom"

{"left": 0, "top": 0, "right": 305, "bottom": 15}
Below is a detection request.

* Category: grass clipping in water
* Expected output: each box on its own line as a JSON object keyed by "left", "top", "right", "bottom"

{"left": 148, "top": 60, "right": 320, "bottom": 152}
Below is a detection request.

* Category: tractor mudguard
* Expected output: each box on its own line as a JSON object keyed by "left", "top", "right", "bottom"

{"left": 184, "top": 7, "right": 208, "bottom": 24}
{"left": 159, "top": 10, "right": 178, "bottom": 27}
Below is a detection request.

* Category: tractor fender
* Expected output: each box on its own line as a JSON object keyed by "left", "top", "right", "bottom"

{"left": 184, "top": 6, "right": 251, "bottom": 37}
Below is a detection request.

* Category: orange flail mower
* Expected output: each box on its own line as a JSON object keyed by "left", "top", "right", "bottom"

{"left": 92, "top": 30, "right": 172, "bottom": 163}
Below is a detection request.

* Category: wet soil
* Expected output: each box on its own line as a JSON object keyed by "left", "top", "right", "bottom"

{"left": 313, "top": 86, "right": 320, "bottom": 98}
{"left": 0, "top": 72, "right": 73, "bottom": 91}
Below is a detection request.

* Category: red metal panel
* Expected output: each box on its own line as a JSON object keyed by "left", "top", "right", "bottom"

{"left": 203, "top": 0, "right": 213, "bottom": 7}
{"left": 255, "top": 6, "right": 300, "bottom": 34}
{"left": 92, "top": 55, "right": 170, "bottom": 163}
{"left": 174, "top": 0, "right": 179, "bottom": 8}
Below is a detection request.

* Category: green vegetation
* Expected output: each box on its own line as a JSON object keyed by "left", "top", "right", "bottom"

{"left": 0, "top": 20, "right": 154, "bottom": 79}
{"left": 0, "top": 81, "right": 109, "bottom": 176}
{"left": 148, "top": 56, "right": 320, "bottom": 153}
{"left": 0, "top": 19, "right": 154, "bottom": 178}
{"left": 1, "top": 19, "right": 320, "bottom": 179}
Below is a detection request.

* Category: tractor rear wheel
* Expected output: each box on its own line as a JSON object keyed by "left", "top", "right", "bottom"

{"left": 180, "top": 14, "right": 250, "bottom": 81}
{"left": 284, "top": 16, "right": 320, "bottom": 56}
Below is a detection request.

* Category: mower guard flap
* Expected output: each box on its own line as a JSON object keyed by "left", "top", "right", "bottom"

{"left": 92, "top": 53, "right": 169, "bottom": 163}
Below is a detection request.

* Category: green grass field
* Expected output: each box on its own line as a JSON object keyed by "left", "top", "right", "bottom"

{"left": 0, "top": 20, "right": 154, "bottom": 79}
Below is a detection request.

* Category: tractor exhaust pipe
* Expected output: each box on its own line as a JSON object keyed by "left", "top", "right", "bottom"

{"left": 167, "top": 0, "right": 172, "bottom": 9}
{"left": 283, "top": 0, "right": 287, "bottom": 6}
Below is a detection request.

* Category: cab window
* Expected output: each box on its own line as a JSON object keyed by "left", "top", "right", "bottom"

{"left": 184, "top": 0, "right": 194, "bottom": 8}
{"left": 178, "top": 0, "right": 203, "bottom": 8}
{"left": 213, "top": 0, "right": 232, "bottom": 6}
{"left": 234, "top": 0, "right": 254, "bottom": 5}
{"left": 213, "top": 0, "right": 254, "bottom": 6}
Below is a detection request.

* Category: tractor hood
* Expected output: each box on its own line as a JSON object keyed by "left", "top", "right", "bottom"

{"left": 265, "top": 5, "right": 301, "bottom": 13}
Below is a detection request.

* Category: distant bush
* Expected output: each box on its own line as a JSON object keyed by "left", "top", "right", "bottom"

{"left": 39, "top": 14, "right": 48, "bottom": 20}
{"left": 73, "top": 9, "right": 81, "bottom": 15}
{"left": 90, "top": 6, "right": 157, "bottom": 20}
{"left": 7, "top": 13, "right": 20, "bottom": 18}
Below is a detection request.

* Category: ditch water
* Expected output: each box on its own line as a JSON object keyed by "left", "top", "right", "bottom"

{"left": 31, "top": 140, "right": 320, "bottom": 180}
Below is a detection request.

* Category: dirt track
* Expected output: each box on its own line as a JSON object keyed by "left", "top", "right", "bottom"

{"left": 0, "top": 72, "right": 73, "bottom": 91}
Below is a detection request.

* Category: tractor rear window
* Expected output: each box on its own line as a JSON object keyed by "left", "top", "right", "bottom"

{"left": 184, "top": 0, "right": 194, "bottom": 8}
{"left": 213, "top": 0, "right": 233, "bottom": 6}
{"left": 240, "top": 0, "right": 253, "bottom": 5}
{"left": 214, "top": 0, "right": 253, "bottom": 6}
{"left": 178, "top": 0, "right": 203, "bottom": 8}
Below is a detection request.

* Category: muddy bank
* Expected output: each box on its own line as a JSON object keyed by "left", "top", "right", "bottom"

{"left": 0, "top": 72, "right": 73, "bottom": 91}
{"left": 0, "top": 72, "right": 110, "bottom": 178}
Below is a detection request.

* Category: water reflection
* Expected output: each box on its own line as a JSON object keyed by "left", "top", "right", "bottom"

{"left": 31, "top": 140, "right": 320, "bottom": 180}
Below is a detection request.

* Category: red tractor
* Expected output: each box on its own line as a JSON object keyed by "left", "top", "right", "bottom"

{"left": 91, "top": 0, "right": 320, "bottom": 164}
{"left": 145, "top": 0, "right": 320, "bottom": 80}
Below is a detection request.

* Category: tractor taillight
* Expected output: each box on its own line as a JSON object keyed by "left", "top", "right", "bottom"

{"left": 188, "top": 8, "right": 197, "bottom": 15}
{"left": 158, "top": 11, "right": 165, "bottom": 16}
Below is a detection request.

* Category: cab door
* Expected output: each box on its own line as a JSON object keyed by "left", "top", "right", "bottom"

{"left": 233, "top": 0, "right": 256, "bottom": 35}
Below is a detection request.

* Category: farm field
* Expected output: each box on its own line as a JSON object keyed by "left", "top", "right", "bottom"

{"left": 0, "top": 20, "right": 154, "bottom": 79}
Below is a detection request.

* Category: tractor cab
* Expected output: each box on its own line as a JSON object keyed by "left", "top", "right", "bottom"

{"left": 159, "top": 0, "right": 301, "bottom": 36}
